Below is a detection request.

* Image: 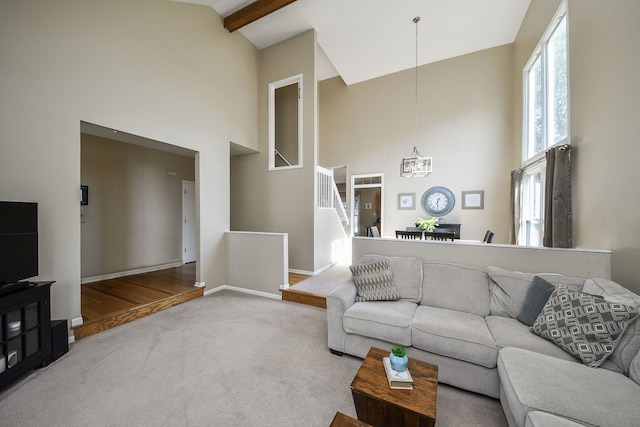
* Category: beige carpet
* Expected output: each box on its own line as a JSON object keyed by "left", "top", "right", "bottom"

{"left": 291, "top": 264, "right": 352, "bottom": 296}
{"left": 0, "top": 290, "right": 507, "bottom": 426}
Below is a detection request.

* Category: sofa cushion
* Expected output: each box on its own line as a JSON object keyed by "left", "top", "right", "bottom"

{"left": 488, "top": 266, "right": 586, "bottom": 318}
{"left": 485, "top": 316, "right": 578, "bottom": 363}
{"left": 421, "top": 262, "right": 490, "bottom": 317}
{"left": 343, "top": 300, "right": 417, "bottom": 346}
{"left": 531, "top": 285, "right": 640, "bottom": 368}
{"left": 582, "top": 277, "right": 640, "bottom": 375}
{"left": 630, "top": 350, "right": 640, "bottom": 386}
{"left": 356, "top": 255, "right": 423, "bottom": 303}
{"left": 498, "top": 347, "right": 640, "bottom": 427}
{"left": 349, "top": 260, "right": 399, "bottom": 302}
{"left": 517, "top": 276, "right": 555, "bottom": 326}
{"left": 412, "top": 306, "right": 498, "bottom": 368}
{"left": 525, "top": 411, "right": 586, "bottom": 427}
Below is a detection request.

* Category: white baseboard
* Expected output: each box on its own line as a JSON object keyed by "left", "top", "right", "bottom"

{"left": 289, "top": 262, "right": 335, "bottom": 276}
{"left": 289, "top": 268, "right": 313, "bottom": 275}
{"left": 70, "top": 316, "right": 83, "bottom": 327}
{"left": 81, "top": 261, "right": 184, "bottom": 284}
{"left": 204, "top": 285, "right": 282, "bottom": 300}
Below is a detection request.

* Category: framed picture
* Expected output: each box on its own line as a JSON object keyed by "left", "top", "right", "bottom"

{"left": 364, "top": 202, "right": 372, "bottom": 210}
{"left": 461, "top": 190, "right": 484, "bottom": 209}
{"left": 398, "top": 193, "right": 416, "bottom": 210}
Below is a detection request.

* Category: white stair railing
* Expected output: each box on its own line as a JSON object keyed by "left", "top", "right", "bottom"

{"left": 317, "top": 166, "right": 349, "bottom": 235}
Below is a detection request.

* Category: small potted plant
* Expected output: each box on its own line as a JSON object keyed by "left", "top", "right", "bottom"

{"left": 416, "top": 217, "right": 440, "bottom": 232}
{"left": 390, "top": 346, "right": 408, "bottom": 372}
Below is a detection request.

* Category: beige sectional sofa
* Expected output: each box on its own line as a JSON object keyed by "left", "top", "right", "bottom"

{"left": 326, "top": 254, "right": 640, "bottom": 427}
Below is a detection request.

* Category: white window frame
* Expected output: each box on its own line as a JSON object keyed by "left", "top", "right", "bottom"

{"left": 268, "top": 74, "right": 303, "bottom": 171}
{"left": 518, "top": 1, "right": 569, "bottom": 246}
{"left": 522, "top": 1, "right": 569, "bottom": 166}
{"left": 519, "top": 162, "right": 546, "bottom": 246}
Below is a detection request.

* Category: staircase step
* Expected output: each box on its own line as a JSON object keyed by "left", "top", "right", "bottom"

{"left": 281, "top": 288, "right": 326, "bottom": 308}
{"left": 73, "top": 287, "right": 203, "bottom": 340}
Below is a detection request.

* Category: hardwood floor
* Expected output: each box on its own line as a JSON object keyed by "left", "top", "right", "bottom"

{"left": 75, "top": 263, "right": 202, "bottom": 340}
{"left": 75, "top": 267, "right": 325, "bottom": 339}
{"left": 288, "top": 272, "right": 310, "bottom": 286}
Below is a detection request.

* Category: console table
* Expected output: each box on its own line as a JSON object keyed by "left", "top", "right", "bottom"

{"left": 0, "top": 281, "right": 54, "bottom": 389}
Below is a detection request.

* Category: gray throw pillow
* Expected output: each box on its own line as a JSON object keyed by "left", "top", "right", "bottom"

{"left": 531, "top": 285, "right": 640, "bottom": 367}
{"left": 349, "top": 260, "right": 399, "bottom": 302}
{"left": 517, "top": 276, "right": 555, "bottom": 326}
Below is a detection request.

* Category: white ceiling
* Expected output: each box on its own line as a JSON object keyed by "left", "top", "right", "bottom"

{"left": 178, "top": 0, "right": 531, "bottom": 85}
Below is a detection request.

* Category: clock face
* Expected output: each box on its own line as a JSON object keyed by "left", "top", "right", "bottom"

{"left": 427, "top": 192, "right": 449, "bottom": 211}
{"left": 421, "top": 186, "right": 455, "bottom": 216}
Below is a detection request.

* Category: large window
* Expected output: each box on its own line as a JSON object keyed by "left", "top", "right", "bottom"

{"left": 524, "top": 8, "right": 568, "bottom": 161}
{"left": 518, "top": 2, "right": 568, "bottom": 246}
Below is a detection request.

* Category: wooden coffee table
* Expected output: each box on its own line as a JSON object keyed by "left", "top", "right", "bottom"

{"left": 350, "top": 347, "right": 438, "bottom": 427}
{"left": 330, "top": 411, "right": 373, "bottom": 426}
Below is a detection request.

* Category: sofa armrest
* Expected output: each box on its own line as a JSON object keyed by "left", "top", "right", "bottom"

{"left": 327, "top": 279, "right": 357, "bottom": 312}
{"left": 326, "top": 278, "right": 357, "bottom": 353}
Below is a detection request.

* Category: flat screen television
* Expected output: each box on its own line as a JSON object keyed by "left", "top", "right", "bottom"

{"left": 0, "top": 201, "right": 38, "bottom": 286}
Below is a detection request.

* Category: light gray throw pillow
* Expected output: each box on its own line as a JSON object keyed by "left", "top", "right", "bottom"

{"left": 349, "top": 260, "right": 399, "bottom": 302}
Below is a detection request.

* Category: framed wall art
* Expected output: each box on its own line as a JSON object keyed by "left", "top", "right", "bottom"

{"left": 398, "top": 193, "right": 416, "bottom": 210}
{"left": 461, "top": 190, "right": 484, "bottom": 209}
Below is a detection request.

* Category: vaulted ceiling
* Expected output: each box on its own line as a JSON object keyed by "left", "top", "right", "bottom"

{"left": 177, "top": 0, "right": 531, "bottom": 85}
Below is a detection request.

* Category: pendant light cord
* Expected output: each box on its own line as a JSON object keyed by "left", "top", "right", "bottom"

{"left": 413, "top": 16, "right": 420, "bottom": 149}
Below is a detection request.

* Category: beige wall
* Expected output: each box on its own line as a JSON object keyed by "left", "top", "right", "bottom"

{"left": 81, "top": 134, "right": 195, "bottom": 278}
{"left": 0, "top": 0, "right": 258, "bottom": 321}
{"left": 231, "top": 30, "right": 317, "bottom": 272}
{"left": 512, "top": 0, "right": 640, "bottom": 292}
{"left": 319, "top": 44, "right": 514, "bottom": 243}
{"left": 226, "top": 231, "right": 288, "bottom": 296}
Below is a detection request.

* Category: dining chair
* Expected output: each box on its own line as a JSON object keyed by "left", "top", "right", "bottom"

{"left": 395, "top": 230, "right": 423, "bottom": 240}
{"left": 424, "top": 231, "right": 455, "bottom": 241}
{"left": 483, "top": 230, "right": 495, "bottom": 243}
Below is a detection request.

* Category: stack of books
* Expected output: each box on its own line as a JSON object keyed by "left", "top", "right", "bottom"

{"left": 382, "top": 357, "right": 414, "bottom": 389}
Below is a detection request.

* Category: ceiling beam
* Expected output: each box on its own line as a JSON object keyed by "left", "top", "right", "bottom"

{"left": 224, "top": 0, "right": 298, "bottom": 33}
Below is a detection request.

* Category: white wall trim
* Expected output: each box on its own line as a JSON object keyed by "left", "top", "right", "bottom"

{"left": 204, "top": 285, "right": 282, "bottom": 300}
{"left": 81, "top": 261, "right": 183, "bottom": 284}
{"left": 70, "top": 316, "right": 83, "bottom": 327}
{"left": 290, "top": 262, "right": 335, "bottom": 277}
{"left": 226, "top": 230, "right": 288, "bottom": 237}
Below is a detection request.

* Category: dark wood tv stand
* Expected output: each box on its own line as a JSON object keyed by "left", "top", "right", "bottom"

{"left": 0, "top": 281, "right": 54, "bottom": 390}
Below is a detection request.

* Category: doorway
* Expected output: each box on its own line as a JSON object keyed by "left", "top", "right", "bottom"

{"left": 79, "top": 122, "right": 199, "bottom": 337}
{"left": 182, "top": 180, "right": 196, "bottom": 264}
{"left": 351, "top": 173, "right": 384, "bottom": 237}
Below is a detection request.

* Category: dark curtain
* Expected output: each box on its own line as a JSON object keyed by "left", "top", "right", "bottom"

{"left": 543, "top": 145, "right": 572, "bottom": 248}
{"left": 509, "top": 169, "right": 523, "bottom": 245}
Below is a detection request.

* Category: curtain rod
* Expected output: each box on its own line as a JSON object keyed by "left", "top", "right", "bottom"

{"left": 513, "top": 143, "right": 571, "bottom": 174}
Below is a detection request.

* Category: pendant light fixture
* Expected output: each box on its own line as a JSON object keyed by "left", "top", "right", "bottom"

{"left": 401, "top": 16, "right": 432, "bottom": 178}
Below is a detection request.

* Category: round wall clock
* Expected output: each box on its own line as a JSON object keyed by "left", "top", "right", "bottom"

{"left": 421, "top": 186, "right": 455, "bottom": 217}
